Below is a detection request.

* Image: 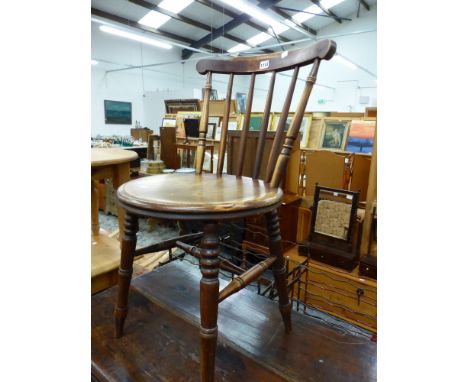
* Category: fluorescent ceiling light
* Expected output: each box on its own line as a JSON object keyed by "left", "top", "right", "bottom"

{"left": 247, "top": 32, "right": 272, "bottom": 46}
{"left": 292, "top": 4, "right": 322, "bottom": 24}
{"left": 159, "top": 0, "right": 193, "bottom": 14}
{"left": 334, "top": 54, "right": 357, "bottom": 69}
{"left": 100, "top": 25, "right": 172, "bottom": 49}
{"left": 91, "top": 59, "right": 98, "bottom": 65}
{"left": 228, "top": 43, "right": 250, "bottom": 53}
{"left": 320, "top": 0, "right": 345, "bottom": 9}
{"left": 138, "top": 10, "right": 170, "bottom": 29}
{"left": 219, "top": 0, "right": 289, "bottom": 35}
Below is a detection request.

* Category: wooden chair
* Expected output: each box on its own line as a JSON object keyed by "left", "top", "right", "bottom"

{"left": 114, "top": 39, "right": 336, "bottom": 382}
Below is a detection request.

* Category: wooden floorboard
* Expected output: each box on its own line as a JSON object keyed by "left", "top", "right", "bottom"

{"left": 92, "top": 261, "right": 376, "bottom": 381}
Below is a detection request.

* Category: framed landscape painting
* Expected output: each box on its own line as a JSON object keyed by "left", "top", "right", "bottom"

{"left": 345, "top": 120, "right": 376, "bottom": 153}
{"left": 320, "top": 120, "right": 349, "bottom": 151}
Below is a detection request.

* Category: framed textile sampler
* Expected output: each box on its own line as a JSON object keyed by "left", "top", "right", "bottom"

{"left": 298, "top": 186, "right": 362, "bottom": 271}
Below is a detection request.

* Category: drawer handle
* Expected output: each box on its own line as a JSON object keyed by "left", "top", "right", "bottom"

{"left": 356, "top": 288, "right": 364, "bottom": 305}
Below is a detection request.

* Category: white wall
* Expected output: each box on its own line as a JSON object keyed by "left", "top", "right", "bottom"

{"left": 91, "top": 4, "right": 376, "bottom": 136}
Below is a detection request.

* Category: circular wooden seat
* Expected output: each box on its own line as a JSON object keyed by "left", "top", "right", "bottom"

{"left": 117, "top": 173, "right": 283, "bottom": 220}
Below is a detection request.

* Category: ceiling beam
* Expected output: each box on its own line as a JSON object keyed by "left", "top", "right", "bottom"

{"left": 91, "top": 8, "right": 223, "bottom": 54}
{"left": 255, "top": 0, "right": 317, "bottom": 37}
{"left": 270, "top": 6, "right": 317, "bottom": 36}
{"left": 195, "top": 0, "right": 290, "bottom": 43}
{"left": 359, "top": 0, "right": 370, "bottom": 11}
{"left": 182, "top": 0, "right": 281, "bottom": 60}
{"left": 128, "top": 0, "right": 263, "bottom": 50}
{"left": 310, "top": 0, "right": 342, "bottom": 24}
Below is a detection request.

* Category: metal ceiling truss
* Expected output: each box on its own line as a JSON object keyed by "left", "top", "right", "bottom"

{"left": 91, "top": 8, "right": 222, "bottom": 55}
{"left": 195, "top": 0, "right": 290, "bottom": 42}
{"left": 128, "top": 0, "right": 272, "bottom": 56}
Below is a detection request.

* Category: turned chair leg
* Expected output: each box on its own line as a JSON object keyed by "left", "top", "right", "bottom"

{"left": 114, "top": 213, "right": 138, "bottom": 338}
{"left": 199, "top": 221, "right": 220, "bottom": 382}
{"left": 265, "top": 210, "right": 292, "bottom": 333}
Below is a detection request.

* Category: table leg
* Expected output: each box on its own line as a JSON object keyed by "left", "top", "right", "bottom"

{"left": 91, "top": 180, "right": 100, "bottom": 235}
{"left": 113, "top": 163, "right": 131, "bottom": 242}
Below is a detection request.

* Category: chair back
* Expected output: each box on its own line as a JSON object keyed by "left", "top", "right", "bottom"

{"left": 195, "top": 39, "right": 336, "bottom": 188}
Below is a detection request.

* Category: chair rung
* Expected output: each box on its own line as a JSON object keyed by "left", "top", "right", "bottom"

{"left": 175, "top": 241, "right": 201, "bottom": 256}
{"left": 135, "top": 232, "right": 203, "bottom": 256}
{"left": 218, "top": 256, "right": 277, "bottom": 303}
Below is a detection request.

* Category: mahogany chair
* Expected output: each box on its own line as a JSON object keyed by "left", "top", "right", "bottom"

{"left": 114, "top": 39, "right": 336, "bottom": 382}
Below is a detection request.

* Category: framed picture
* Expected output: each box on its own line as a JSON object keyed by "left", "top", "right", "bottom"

{"left": 164, "top": 99, "right": 200, "bottom": 114}
{"left": 161, "top": 117, "right": 176, "bottom": 127}
{"left": 238, "top": 113, "right": 272, "bottom": 131}
{"left": 206, "top": 123, "right": 216, "bottom": 139}
{"left": 228, "top": 121, "right": 238, "bottom": 130}
{"left": 320, "top": 119, "right": 349, "bottom": 151}
{"left": 208, "top": 116, "right": 220, "bottom": 128}
{"left": 345, "top": 120, "right": 376, "bottom": 153}
{"left": 270, "top": 113, "right": 312, "bottom": 148}
{"left": 308, "top": 118, "right": 324, "bottom": 149}
{"left": 236, "top": 93, "right": 246, "bottom": 113}
{"left": 311, "top": 186, "right": 359, "bottom": 242}
{"left": 104, "top": 100, "right": 132, "bottom": 125}
{"left": 203, "top": 89, "right": 218, "bottom": 100}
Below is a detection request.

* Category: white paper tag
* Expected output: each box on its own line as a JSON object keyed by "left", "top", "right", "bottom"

{"left": 259, "top": 60, "right": 270, "bottom": 69}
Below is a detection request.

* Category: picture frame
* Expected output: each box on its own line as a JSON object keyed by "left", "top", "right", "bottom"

{"left": 202, "top": 89, "right": 218, "bottom": 100}
{"left": 164, "top": 99, "right": 200, "bottom": 114}
{"left": 238, "top": 113, "right": 272, "bottom": 132}
{"left": 206, "top": 123, "right": 216, "bottom": 139}
{"left": 311, "top": 186, "right": 359, "bottom": 242}
{"left": 269, "top": 113, "right": 313, "bottom": 148}
{"left": 345, "top": 119, "right": 376, "bottom": 153}
{"left": 161, "top": 117, "right": 177, "bottom": 127}
{"left": 307, "top": 117, "right": 324, "bottom": 149}
{"left": 319, "top": 119, "right": 350, "bottom": 151}
{"left": 235, "top": 93, "right": 246, "bottom": 113}
{"left": 104, "top": 100, "right": 132, "bottom": 125}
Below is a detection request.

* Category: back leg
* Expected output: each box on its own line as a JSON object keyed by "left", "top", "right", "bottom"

{"left": 265, "top": 209, "right": 292, "bottom": 333}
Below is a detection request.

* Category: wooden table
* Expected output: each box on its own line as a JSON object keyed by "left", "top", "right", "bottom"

{"left": 176, "top": 142, "right": 214, "bottom": 172}
{"left": 91, "top": 148, "right": 138, "bottom": 294}
{"left": 91, "top": 148, "right": 138, "bottom": 237}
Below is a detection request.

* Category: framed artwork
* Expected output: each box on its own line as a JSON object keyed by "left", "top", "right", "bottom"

{"left": 238, "top": 113, "right": 272, "bottom": 132}
{"left": 236, "top": 93, "right": 246, "bottom": 113}
{"left": 320, "top": 119, "right": 349, "bottom": 151}
{"left": 206, "top": 123, "right": 216, "bottom": 139}
{"left": 345, "top": 120, "right": 376, "bottom": 153}
{"left": 228, "top": 121, "right": 238, "bottom": 130}
{"left": 161, "top": 117, "right": 176, "bottom": 127}
{"left": 208, "top": 116, "right": 220, "bottom": 128}
{"left": 308, "top": 118, "right": 324, "bottom": 149}
{"left": 203, "top": 89, "right": 218, "bottom": 100}
{"left": 270, "top": 113, "right": 312, "bottom": 148}
{"left": 164, "top": 99, "right": 200, "bottom": 114}
{"left": 104, "top": 100, "right": 132, "bottom": 124}
{"left": 311, "top": 186, "right": 359, "bottom": 242}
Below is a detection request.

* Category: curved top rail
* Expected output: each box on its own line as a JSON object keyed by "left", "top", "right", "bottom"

{"left": 196, "top": 39, "right": 336, "bottom": 75}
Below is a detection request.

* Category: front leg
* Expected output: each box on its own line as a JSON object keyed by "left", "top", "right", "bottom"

{"left": 199, "top": 221, "right": 220, "bottom": 382}
{"left": 114, "top": 213, "right": 138, "bottom": 338}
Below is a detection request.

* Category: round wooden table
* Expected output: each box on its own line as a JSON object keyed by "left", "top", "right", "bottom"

{"left": 91, "top": 148, "right": 138, "bottom": 237}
